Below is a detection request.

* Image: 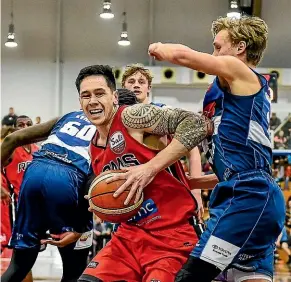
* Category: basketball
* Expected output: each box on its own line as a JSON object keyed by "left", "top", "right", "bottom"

{"left": 88, "top": 170, "right": 144, "bottom": 223}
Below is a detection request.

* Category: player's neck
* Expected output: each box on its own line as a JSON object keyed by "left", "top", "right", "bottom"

{"left": 141, "top": 97, "right": 149, "bottom": 104}
{"left": 240, "top": 57, "right": 256, "bottom": 69}
{"left": 96, "top": 105, "right": 118, "bottom": 142}
{"left": 22, "top": 144, "right": 31, "bottom": 153}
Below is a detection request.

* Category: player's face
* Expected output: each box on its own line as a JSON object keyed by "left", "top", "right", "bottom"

{"left": 123, "top": 72, "right": 151, "bottom": 104}
{"left": 16, "top": 118, "right": 33, "bottom": 130}
{"left": 79, "top": 75, "right": 118, "bottom": 127}
{"left": 212, "top": 30, "right": 237, "bottom": 58}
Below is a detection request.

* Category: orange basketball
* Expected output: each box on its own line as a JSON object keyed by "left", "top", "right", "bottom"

{"left": 88, "top": 170, "right": 143, "bottom": 223}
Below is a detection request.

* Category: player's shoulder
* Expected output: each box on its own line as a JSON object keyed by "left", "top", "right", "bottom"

{"left": 31, "top": 143, "right": 39, "bottom": 151}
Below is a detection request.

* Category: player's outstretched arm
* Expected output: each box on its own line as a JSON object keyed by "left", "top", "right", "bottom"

{"left": 1, "top": 118, "right": 59, "bottom": 165}
{"left": 148, "top": 43, "right": 252, "bottom": 85}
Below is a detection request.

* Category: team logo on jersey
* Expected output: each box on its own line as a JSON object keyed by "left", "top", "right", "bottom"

{"left": 102, "top": 153, "right": 140, "bottom": 172}
{"left": 17, "top": 161, "right": 32, "bottom": 173}
{"left": 109, "top": 131, "right": 126, "bottom": 154}
{"left": 87, "top": 261, "right": 98, "bottom": 268}
{"left": 128, "top": 198, "right": 159, "bottom": 224}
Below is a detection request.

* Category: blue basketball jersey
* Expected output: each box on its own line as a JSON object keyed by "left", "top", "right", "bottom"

{"left": 34, "top": 111, "right": 96, "bottom": 175}
{"left": 150, "top": 102, "right": 167, "bottom": 108}
{"left": 202, "top": 71, "right": 272, "bottom": 181}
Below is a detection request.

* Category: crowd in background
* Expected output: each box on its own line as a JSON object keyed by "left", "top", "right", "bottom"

{"left": 272, "top": 113, "right": 291, "bottom": 150}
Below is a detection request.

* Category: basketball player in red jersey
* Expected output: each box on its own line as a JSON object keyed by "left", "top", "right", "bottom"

{"left": 122, "top": 63, "right": 218, "bottom": 219}
{"left": 77, "top": 65, "right": 213, "bottom": 282}
{"left": 1, "top": 115, "right": 37, "bottom": 282}
{"left": 1, "top": 116, "right": 38, "bottom": 251}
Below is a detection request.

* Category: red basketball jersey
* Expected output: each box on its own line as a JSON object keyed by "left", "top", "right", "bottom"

{"left": 90, "top": 106, "right": 197, "bottom": 231}
{"left": 2, "top": 145, "right": 38, "bottom": 197}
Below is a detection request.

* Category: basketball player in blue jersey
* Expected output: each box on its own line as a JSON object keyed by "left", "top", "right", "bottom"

{"left": 147, "top": 16, "right": 286, "bottom": 282}
{"left": 1, "top": 111, "right": 95, "bottom": 282}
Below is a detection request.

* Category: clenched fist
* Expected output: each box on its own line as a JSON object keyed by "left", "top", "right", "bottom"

{"left": 148, "top": 42, "right": 175, "bottom": 62}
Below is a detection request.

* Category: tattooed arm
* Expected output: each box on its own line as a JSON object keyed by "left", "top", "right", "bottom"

{"left": 121, "top": 103, "right": 213, "bottom": 173}
{"left": 109, "top": 104, "right": 213, "bottom": 205}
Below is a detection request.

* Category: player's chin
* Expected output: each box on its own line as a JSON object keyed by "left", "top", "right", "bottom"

{"left": 86, "top": 114, "right": 104, "bottom": 126}
{"left": 92, "top": 116, "right": 108, "bottom": 126}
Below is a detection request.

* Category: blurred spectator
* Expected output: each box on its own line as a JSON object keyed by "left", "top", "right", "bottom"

{"left": 1, "top": 107, "right": 18, "bottom": 127}
{"left": 270, "top": 113, "right": 281, "bottom": 130}
{"left": 35, "top": 116, "right": 41, "bottom": 124}
{"left": 275, "top": 226, "right": 291, "bottom": 266}
{"left": 1, "top": 127, "right": 17, "bottom": 141}
{"left": 283, "top": 166, "right": 291, "bottom": 190}
{"left": 180, "top": 156, "right": 189, "bottom": 175}
{"left": 274, "top": 130, "right": 288, "bottom": 149}
{"left": 287, "top": 131, "right": 291, "bottom": 149}
{"left": 282, "top": 116, "right": 291, "bottom": 137}
{"left": 286, "top": 197, "right": 291, "bottom": 229}
{"left": 90, "top": 215, "right": 113, "bottom": 258}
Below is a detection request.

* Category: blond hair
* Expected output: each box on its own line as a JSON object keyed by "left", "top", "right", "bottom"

{"left": 211, "top": 16, "right": 268, "bottom": 66}
{"left": 122, "top": 63, "right": 153, "bottom": 87}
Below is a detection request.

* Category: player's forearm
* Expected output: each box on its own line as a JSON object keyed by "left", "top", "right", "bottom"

{"left": 147, "top": 138, "right": 188, "bottom": 174}
{"left": 1, "top": 135, "right": 18, "bottom": 165}
{"left": 159, "top": 44, "right": 210, "bottom": 72}
{"left": 1, "top": 118, "right": 58, "bottom": 164}
{"left": 188, "top": 174, "right": 218, "bottom": 190}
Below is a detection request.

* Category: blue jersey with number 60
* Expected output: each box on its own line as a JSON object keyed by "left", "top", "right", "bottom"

{"left": 34, "top": 111, "right": 96, "bottom": 175}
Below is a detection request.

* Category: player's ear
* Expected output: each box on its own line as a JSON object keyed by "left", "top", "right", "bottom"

{"left": 113, "top": 90, "right": 118, "bottom": 105}
{"left": 237, "top": 41, "right": 246, "bottom": 55}
{"left": 147, "top": 85, "right": 152, "bottom": 96}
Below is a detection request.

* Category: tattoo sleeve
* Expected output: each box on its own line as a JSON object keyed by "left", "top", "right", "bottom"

{"left": 122, "top": 104, "right": 213, "bottom": 151}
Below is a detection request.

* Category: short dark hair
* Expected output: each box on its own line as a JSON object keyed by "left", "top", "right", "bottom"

{"left": 14, "top": 115, "right": 32, "bottom": 127}
{"left": 75, "top": 65, "right": 116, "bottom": 93}
{"left": 117, "top": 89, "right": 138, "bottom": 106}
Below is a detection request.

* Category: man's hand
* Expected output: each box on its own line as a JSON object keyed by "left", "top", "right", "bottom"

{"left": 40, "top": 231, "right": 81, "bottom": 248}
{"left": 106, "top": 164, "right": 157, "bottom": 206}
{"left": 148, "top": 42, "right": 175, "bottom": 61}
{"left": 1, "top": 187, "right": 10, "bottom": 205}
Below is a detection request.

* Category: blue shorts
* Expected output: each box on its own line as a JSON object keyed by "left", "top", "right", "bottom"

{"left": 10, "top": 158, "right": 86, "bottom": 249}
{"left": 191, "top": 170, "right": 285, "bottom": 278}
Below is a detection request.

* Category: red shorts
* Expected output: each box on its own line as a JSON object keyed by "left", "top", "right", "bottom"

{"left": 80, "top": 223, "right": 198, "bottom": 282}
{"left": 0, "top": 202, "right": 11, "bottom": 252}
